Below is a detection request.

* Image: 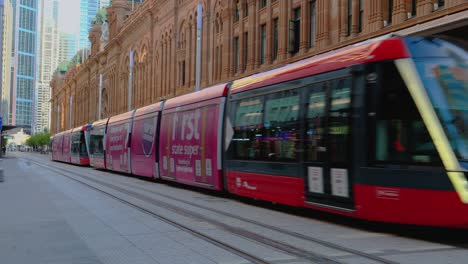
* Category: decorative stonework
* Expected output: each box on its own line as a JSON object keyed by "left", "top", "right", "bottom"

{"left": 50, "top": 0, "right": 468, "bottom": 134}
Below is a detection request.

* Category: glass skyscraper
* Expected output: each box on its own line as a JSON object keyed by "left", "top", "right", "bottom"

{"left": 35, "top": 0, "right": 59, "bottom": 133}
{"left": 58, "top": 32, "right": 77, "bottom": 64}
{"left": 79, "top": 0, "right": 109, "bottom": 51}
{"left": 10, "top": 0, "right": 38, "bottom": 128}
{"left": 1, "top": 0, "right": 13, "bottom": 125}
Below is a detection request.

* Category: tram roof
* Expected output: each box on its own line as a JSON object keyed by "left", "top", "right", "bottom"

{"left": 230, "top": 37, "right": 410, "bottom": 94}
{"left": 163, "top": 83, "right": 229, "bottom": 110}
{"left": 134, "top": 101, "right": 163, "bottom": 117}
{"left": 72, "top": 124, "right": 91, "bottom": 133}
{"left": 91, "top": 118, "right": 109, "bottom": 128}
{"left": 108, "top": 110, "right": 135, "bottom": 124}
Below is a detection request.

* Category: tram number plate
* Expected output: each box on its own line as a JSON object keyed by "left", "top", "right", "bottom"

{"left": 331, "top": 168, "right": 349, "bottom": 198}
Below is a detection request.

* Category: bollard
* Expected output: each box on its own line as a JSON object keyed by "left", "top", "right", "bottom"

{"left": 0, "top": 159, "right": 4, "bottom": 182}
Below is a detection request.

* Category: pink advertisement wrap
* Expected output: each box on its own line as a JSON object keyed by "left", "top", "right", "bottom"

{"left": 52, "top": 135, "right": 62, "bottom": 161}
{"left": 131, "top": 114, "right": 159, "bottom": 178}
{"left": 62, "top": 132, "right": 71, "bottom": 163}
{"left": 106, "top": 121, "right": 132, "bottom": 173}
{"left": 159, "top": 103, "right": 222, "bottom": 190}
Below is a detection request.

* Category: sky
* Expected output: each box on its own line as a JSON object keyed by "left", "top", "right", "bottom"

{"left": 58, "top": 0, "right": 80, "bottom": 35}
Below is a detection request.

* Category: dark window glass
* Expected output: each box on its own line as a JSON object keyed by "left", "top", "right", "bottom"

{"left": 305, "top": 82, "right": 327, "bottom": 161}
{"left": 232, "top": 96, "right": 264, "bottom": 160}
{"left": 260, "top": 24, "right": 266, "bottom": 64}
{"left": 347, "top": 0, "right": 352, "bottom": 36}
{"left": 373, "top": 62, "right": 440, "bottom": 164}
{"left": 244, "top": 1, "right": 249, "bottom": 16}
{"left": 71, "top": 132, "right": 86, "bottom": 156}
{"left": 90, "top": 128, "right": 105, "bottom": 157}
{"left": 243, "top": 32, "right": 248, "bottom": 70}
{"left": 80, "top": 133, "right": 87, "bottom": 155}
{"left": 329, "top": 78, "right": 352, "bottom": 163}
{"left": 288, "top": 8, "right": 300, "bottom": 53}
{"left": 231, "top": 90, "right": 300, "bottom": 161}
{"left": 181, "top": 61, "right": 186, "bottom": 85}
{"left": 234, "top": 37, "right": 239, "bottom": 73}
{"left": 272, "top": 18, "right": 278, "bottom": 60}
{"left": 388, "top": 0, "right": 393, "bottom": 24}
{"left": 309, "top": 1, "right": 316, "bottom": 47}
{"left": 358, "top": 0, "right": 363, "bottom": 32}
{"left": 263, "top": 90, "right": 300, "bottom": 161}
{"left": 234, "top": 1, "right": 240, "bottom": 22}
{"left": 71, "top": 133, "right": 80, "bottom": 154}
{"left": 260, "top": 0, "right": 267, "bottom": 8}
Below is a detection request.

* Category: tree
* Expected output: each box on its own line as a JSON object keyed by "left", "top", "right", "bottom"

{"left": 25, "top": 132, "right": 51, "bottom": 150}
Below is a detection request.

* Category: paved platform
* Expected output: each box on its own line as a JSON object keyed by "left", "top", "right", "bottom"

{"left": 0, "top": 156, "right": 104, "bottom": 264}
{"left": 0, "top": 155, "right": 246, "bottom": 264}
{"left": 2, "top": 152, "right": 468, "bottom": 264}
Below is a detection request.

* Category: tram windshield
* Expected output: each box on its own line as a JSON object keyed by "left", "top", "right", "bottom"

{"left": 89, "top": 127, "right": 105, "bottom": 157}
{"left": 408, "top": 37, "right": 468, "bottom": 161}
{"left": 71, "top": 132, "right": 88, "bottom": 156}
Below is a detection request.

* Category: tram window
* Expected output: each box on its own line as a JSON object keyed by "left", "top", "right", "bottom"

{"left": 71, "top": 133, "right": 80, "bottom": 154}
{"left": 374, "top": 62, "right": 440, "bottom": 164}
{"left": 89, "top": 130, "right": 105, "bottom": 156}
{"left": 79, "top": 133, "right": 87, "bottom": 155}
{"left": 231, "top": 91, "right": 300, "bottom": 161}
{"left": 329, "top": 78, "right": 352, "bottom": 163}
{"left": 232, "top": 96, "right": 265, "bottom": 160}
{"left": 305, "top": 82, "right": 327, "bottom": 162}
{"left": 263, "top": 90, "right": 300, "bottom": 161}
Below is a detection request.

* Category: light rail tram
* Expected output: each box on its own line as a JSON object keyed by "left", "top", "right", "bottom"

{"left": 51, "top": 36, "right": 468, "bottom": 228}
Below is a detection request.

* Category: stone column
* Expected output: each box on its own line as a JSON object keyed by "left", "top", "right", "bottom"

{"left": 351, "top": 0, "right": 359, "bottom": 36}
{"left": 202, "top": 14, "right": 209, "bottom": 87}
{"left": 368, "top": 0, "right": 383, "bottom": 32}
{"left": 392, "top": 0, "right": 407, "bottom": 24}
{"left": 417, "top": 0, "right": 433, "bottom": 16}
{"left": 185, "top": 26, "right": 191, "bottom": 89}
{"left": 239, "top": 8, "right": 246, "bottom": 72}
{"left": 247, "top": 0, "right": 257, "bottom": 71}
{"left": 266, "top": 3, "right": 273, "bottom": 64}
{"left": 278, "top": 0, "right": 290, "bottom": 61}
{"left": 446, "top": 0, "right": 465, "bottom": 7}
{"left": 339, "top": 0, "right": 347, "bottom": 41}
{"left": 299, "top": 0, "right": 309, "bottom": 54}
{"left": 316, "top": 0, "right": 330, "bottom": 49}
{"left": 222, "top": 8, "right": 232, "bottom": 79}
{"left": 191, "top": 22, "right": 196, "bottom": 87}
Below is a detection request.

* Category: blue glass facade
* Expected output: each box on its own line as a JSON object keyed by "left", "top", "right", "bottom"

{"left": 11, "top": 0, "right": 37, "bottom": 127}
{"left": 79, "top": 0, "right": 105, "bottom": 50}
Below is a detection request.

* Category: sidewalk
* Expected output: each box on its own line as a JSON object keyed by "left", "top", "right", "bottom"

{"left": 0, "top": 154, "right": 242, "bottom": 264}
{"left": 0, "top": 155, "right": 103, "bottom": 264}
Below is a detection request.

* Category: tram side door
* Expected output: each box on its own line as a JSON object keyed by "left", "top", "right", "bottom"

{"left": 303, "top": 77, "right": 354, "bottom": 210}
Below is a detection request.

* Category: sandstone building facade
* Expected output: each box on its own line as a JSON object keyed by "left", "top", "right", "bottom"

{"left": 50, "top": 0, "right": 468, "bottom": 134}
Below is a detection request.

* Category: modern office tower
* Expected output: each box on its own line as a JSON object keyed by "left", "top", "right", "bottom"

{"left": 9, "top": 0, "right": 38, "bottom": 130}
{"left": 79, "top": 0, "right": 110, "bottom": 51}
{"left": 35, "top": 0, "right": 59, "bottom": 133}
{"left": 0, "top": 0, "right": 13, "bottom": 124}
{"left": 99, "top": 0, "right": 109, "bottom": 8}
{"left": 58, "top": 32, "right": 77, "bottom": 64}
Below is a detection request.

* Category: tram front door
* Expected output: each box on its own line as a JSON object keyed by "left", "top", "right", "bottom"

{"left": 303, "top": 77, "right": 355, "bottom": 210}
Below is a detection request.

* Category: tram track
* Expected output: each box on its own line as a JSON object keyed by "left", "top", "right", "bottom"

{"left": 25, "top": 157, "right": 399, "bottom": 264}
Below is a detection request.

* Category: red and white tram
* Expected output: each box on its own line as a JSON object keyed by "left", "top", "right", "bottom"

{"left": 52, "top": 36, "right": 468, "bottom": 227}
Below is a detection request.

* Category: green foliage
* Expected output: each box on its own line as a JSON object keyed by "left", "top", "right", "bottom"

{"left": 25, "top": 132, "right": 51, "bottom": 148}
{"left": 56, "top": 60, "right": 70, "bottom": 74}
{"left": 93, "top": 7, "right": 107, "bottom": 25}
